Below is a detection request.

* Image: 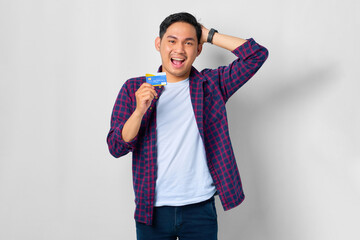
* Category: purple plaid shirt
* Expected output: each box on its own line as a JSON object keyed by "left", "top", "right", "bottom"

{"left": 107, "top": 38, "right": 268, "bottom": 225}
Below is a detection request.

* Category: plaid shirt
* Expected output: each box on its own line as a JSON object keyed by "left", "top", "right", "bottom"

{"left": 107, "top": 38, "right": 268, "bottom": 225}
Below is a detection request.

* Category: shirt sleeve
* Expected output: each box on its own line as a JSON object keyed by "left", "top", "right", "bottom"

{"left": 106, "top": 81, "right": 138, "bottom": 158}
{"left": 206, "top": 38, "right": 269, "bottom": 102}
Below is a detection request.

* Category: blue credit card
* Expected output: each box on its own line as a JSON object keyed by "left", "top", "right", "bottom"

{"left": 146, "top": 72, "right": 167, "bottom": 86}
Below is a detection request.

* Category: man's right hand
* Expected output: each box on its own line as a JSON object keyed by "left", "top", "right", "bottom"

{"left": 134, "top": 83, "right": 158, "bottom": 117}
{"left": 121, "top": 83, "right": 158, "bottom": 142}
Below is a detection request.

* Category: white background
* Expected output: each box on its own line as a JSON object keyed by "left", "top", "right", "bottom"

{"left": 1, "top": 0, "right": 359, "bottom": 239}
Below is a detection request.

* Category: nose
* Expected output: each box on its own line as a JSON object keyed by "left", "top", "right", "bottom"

{"left": 173, "top": 42, "right": 185, "bottom": 53}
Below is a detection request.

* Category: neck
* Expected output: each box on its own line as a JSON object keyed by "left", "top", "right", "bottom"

{"left": 167, "top": 76, "right": 189, "bottom": 83}
{"left": 160, "top": 68, "right": 191, "bottom": 83}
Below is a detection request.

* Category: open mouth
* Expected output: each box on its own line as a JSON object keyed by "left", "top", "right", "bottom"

{"left": 171, "top": 57, "right": 185, "bottom": 67}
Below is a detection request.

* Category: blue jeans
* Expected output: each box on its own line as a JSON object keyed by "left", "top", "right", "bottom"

{"left": 136, "top": 197, "right": 218, "bottom": 240}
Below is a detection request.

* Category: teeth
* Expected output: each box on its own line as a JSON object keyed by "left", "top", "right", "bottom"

{"left": 172, "top": 58, "right": 184, "bottom": 61}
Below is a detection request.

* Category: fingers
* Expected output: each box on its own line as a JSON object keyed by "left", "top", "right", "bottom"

{"left": 200, "top": 26, "right": 209, "bottom": 44}
{"left": 134, "top": 83, "right": 158, "bottom": 115}
{"left": 136, "top": 83, "right": 158, "bottom": 101}
{"left": 137, "top": 90, "right": 155, "bottom": 102}
{"left": 138, "top": 83, "right": 156, "bottom": 94}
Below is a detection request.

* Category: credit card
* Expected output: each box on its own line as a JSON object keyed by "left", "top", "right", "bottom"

{"left": 146, "top": 72, "right": 167, "bottom": 86}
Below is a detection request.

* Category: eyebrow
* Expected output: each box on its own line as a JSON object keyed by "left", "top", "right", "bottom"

{"left": 167, "top": 35, "right": 196, "bottom": 41}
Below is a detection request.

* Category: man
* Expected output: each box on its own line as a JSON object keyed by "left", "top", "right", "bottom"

{"left": 107, "top": 12, "right": 268, "bottom": 240}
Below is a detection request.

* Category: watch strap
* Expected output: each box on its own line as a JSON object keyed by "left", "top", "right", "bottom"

{"left": 207, "top": 28, "right": 218, "bottom": 44}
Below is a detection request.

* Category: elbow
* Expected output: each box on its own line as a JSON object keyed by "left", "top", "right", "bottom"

{"left": 108, "top": 144, "right": 129, "bottom": 159}
{"left": 108, "top": 146, "right": 121, "bottom": 158}
{"left": 264, "top": 47, "right": 269, "bottom": 61}
{"left": 106, "top": 136, "right": 129, "bottom": 159}
{"left": 260, "top": 46, "right": 269, "bottom": 62}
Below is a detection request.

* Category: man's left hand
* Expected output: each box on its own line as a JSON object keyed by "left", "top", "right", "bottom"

{"left": 200, "top": 25, "right": 209, "bottom": 45}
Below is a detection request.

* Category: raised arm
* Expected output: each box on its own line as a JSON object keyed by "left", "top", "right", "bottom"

{"left": 107, "top": 81, "right": 157, "bottom": 158}
{"left": 200, "top": 26, "right": 269, "bottom": 101}
{"left": 200, "top": 26, "right": 247, "bottom": 51}
{"left": 121, "top": 83, "right": 157, "bottom": 142}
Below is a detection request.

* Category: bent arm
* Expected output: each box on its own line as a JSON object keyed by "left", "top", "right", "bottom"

{"left": 122, "top": 82, "right": 157, "bottom": 142}
{"left": 121, "top": 111, "right": 143, "bottom": 142}
{"left": 107, "top": 83, "right": 137, "bottom": 158}
{"left": 107, "top": 81, "right": 157, "bottom": 158}
{"left": 201, "top": 27, "right": 247, "bottom": 51}
{"left": 201, "top": 27, "right": 269, "bottom": 101}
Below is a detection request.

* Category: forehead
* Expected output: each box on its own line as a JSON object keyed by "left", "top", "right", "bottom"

{"left": 163, "top": 22, "right": 197, "bottom": 39}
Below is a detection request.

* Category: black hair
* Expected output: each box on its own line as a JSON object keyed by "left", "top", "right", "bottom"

{"left": 159, "top": 12, "right": 202, "bottom": 44}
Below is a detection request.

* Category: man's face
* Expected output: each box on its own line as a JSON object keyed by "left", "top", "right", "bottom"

{"left": 155, "top": 22, "right": 202, "bottom": 82}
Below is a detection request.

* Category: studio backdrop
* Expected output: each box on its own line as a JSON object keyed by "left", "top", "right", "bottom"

{"left": 0, "top": 0, "right": 359, "bottom": 239}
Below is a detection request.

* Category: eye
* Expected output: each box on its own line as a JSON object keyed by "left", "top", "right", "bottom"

{"left": 169, "top": 40, "right": 175, "bottom": 44}
{"left": 186, "top": 42, "right": 193, "bottom": 45}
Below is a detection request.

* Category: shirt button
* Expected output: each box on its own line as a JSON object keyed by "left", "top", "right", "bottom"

{"left": 150, "top": 107, "right": 152, "bottom": 110}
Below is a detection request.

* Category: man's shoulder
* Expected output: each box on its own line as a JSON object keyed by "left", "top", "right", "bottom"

{"left": 125, "top": 76, "right": 146, "bottom": 85}
{"left": 190, "top": 66, "right": 212, "bottom": 80}
{"left": 121, "top": 76, "right": 146, "bottom": 91}
{"left": 190, "top": 66, "right": 219, "bottom": 85}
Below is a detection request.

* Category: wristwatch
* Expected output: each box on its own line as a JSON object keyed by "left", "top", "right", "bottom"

{"left": 207, "top": 28, "right": 218, "bottom": 44}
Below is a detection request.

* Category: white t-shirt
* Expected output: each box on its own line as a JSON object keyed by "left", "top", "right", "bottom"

{"left": 154, "top": 78, "right": 216, "bottom": 207}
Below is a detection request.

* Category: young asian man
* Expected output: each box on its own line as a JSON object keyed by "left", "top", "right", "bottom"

{"left": 107, "top": 12, "right": 268, "bottom": 240}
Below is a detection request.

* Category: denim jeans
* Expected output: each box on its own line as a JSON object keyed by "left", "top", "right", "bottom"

{"left": 136, "top": 196, "right": 218, "bottom": 240}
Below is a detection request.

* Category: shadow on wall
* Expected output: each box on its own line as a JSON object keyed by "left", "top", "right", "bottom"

{"left": 216, "top": 62, "right": 338, "bottom": 239}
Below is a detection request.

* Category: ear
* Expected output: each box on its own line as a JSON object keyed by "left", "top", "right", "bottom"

{"left": 197, "top": 43, "right": 203, "bottom": 56}
{"left": 155, "top": 37, "right": 161, "bottom": 52}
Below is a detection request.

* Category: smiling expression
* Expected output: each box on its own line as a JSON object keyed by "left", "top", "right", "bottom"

{"left": 155, "top": 22, "right": 202, "bottom": 83}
